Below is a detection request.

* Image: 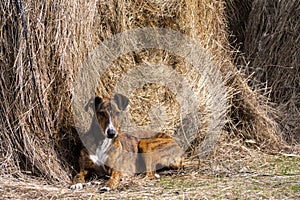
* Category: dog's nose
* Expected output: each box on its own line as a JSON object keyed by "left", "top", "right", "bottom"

{"left": 107, "top": 128, "right": 116, "bottom": 138}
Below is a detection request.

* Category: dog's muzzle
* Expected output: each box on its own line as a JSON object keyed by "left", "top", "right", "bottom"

{"left": 107, "top": 128, "right": 116, "bottom": 138}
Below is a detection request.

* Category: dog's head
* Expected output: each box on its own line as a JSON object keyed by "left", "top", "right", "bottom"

{"left": 86, "top": 94, "right": 129, "bottom": 139}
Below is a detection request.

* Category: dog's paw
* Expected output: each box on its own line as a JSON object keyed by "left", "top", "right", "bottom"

{"left": 99, "top": 186, "right": 111, "bottom": 193}
{"left": 154, "top": 173, "right": 160, "bottom": 179}
{"left": 91, "top": 181, "right": 103, "bottom": 185}
{"left": 70, "top": 183, "right": 84, "bottom": 190}
{"left": 143, "top": 173, "right": 160, "bottom": 180}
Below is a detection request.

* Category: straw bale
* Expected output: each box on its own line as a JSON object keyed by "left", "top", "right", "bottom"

{"left": 243, "top": 0, "right": 300, "bottom": 143}
{"left": 0, "top": 0, "right": 99, "bottom": 182}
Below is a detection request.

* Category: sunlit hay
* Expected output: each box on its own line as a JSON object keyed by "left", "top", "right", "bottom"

{"left": 89, "top": 45, "right": 226, "bottom": 157}
{"left": 93, "top": 50, "right": 214, "bottom": 154}
{"left": 93, "top": 0, "right": 282, "bottom": 152}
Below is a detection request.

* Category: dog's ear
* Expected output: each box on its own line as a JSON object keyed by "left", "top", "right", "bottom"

{"left": 84, "top": 96, "right": 103, "bottom": 112}
{"left": 94, "top": 96, "right": 103, "bottom": 110}
{"left": 113, "top": 93, "right": 129, "bottom": 111}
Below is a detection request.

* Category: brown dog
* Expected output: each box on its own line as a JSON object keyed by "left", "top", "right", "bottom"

{"left": 72, "top": 94, "right": 184, "bottom": 192}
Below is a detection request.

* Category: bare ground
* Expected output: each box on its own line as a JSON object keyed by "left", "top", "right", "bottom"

{"left": 1, "top": 142, "right": 299, "bottom": 200}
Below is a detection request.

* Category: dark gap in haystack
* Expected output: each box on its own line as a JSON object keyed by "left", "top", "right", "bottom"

{"left": 224, "top": 0, "right": 253, "bottom": 53}
{"left": 56, "top": 126, "right": 82, "bottom": 179}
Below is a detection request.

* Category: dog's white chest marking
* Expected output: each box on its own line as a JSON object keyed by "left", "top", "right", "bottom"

{"left": 90, "top": 138, "right": 113, "bottom": 166}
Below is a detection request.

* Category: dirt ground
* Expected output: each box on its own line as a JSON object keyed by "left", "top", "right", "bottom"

{"left": 1, "top": 142, "right": 299, "bottom": 200}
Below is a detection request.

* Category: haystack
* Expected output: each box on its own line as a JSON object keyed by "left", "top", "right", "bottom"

{"left": 243, "top": 0, "right": 300, "bottom": 143}
{"left": 0, "top": 0, "right": 282, "bottom": 184}
{"left": 0, "top": 0, "right": 99, "bottom": 182}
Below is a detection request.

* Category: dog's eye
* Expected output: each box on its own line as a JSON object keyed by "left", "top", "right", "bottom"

{"left": 116, "top": 111, "right": 121, "bottom": 116}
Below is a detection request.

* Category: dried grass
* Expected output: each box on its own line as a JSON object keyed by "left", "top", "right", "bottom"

{"left": 0, "top": 0, "right": 99, "bottom": 181}
{"left": 243, "top": 0, "right": 300, "bottom": 143}
{"left": 0, "top": 0, "right": 284, "bottom": 185}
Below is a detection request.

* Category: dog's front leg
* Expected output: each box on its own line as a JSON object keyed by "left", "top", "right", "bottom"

{"left": 105, "top": 170, "right": 121, "bottom": 188}
{"left": 99, "top": 170, "right": 121, "bottom": 193}
{"left": 98, "top": 137, "right": 124, "bottom": 193}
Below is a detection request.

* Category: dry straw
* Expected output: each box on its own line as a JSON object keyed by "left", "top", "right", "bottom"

{"left": 0, "top": 0, "right": 99, "bottom": 182}
{"left": 243, "top": 0, "right": 300, "bottom": 143}
{"left": 0, "top": 0, "right": 283, "bottom": 184}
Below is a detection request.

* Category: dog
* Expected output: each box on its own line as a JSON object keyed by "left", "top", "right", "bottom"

{"left": 71, "top": 94, "right": 184, "bottom": 192}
